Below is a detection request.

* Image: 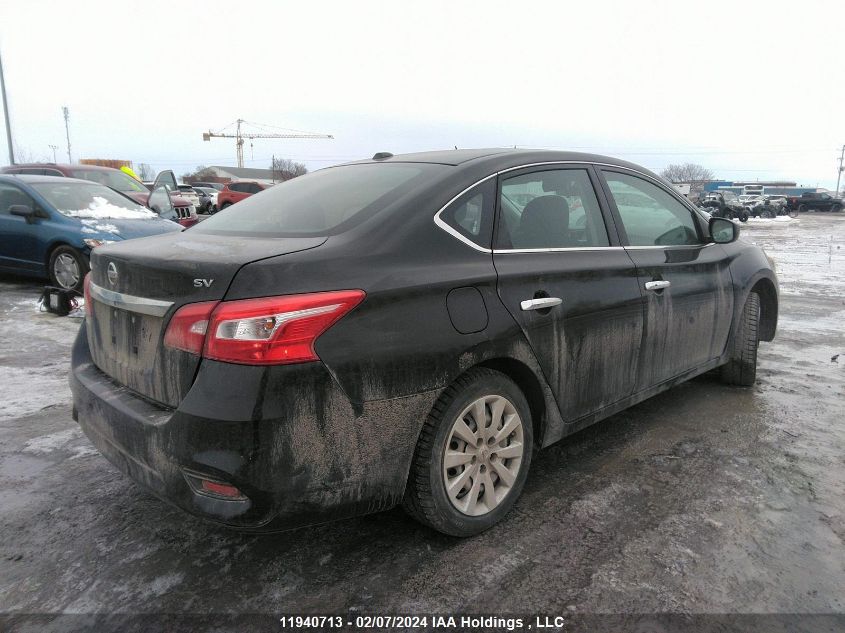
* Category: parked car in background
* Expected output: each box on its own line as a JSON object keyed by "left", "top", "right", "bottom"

{"left": 193, "top": 186, "right": 218, "bottom": 214}
{"left": 1, "top": 163, "right": 197, "bottom": 228}
{"left": 785, "top": 192, "right": 843, "bottom": 212}
{"left": 215, "top": 180, "right": 272, "bottom": 209}
{"left": 71, "top": 149, "right": 778, "bottom": 537}
{"left": 747, "top": 195, "right": 794, "bottom": 218}
{"left": 0, "top": 175, "right": 181, "bottom": 292}
{"left": 190, "top": 181, "right": 224, "bottom": 191}
{"left": 702, "top": 191, "right": 749, "bottom": 222}
{"left": 176, "top": 184, "right": 201, "bottom": 209}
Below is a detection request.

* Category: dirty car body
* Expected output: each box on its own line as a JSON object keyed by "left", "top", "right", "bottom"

{"left": 70, "top": 149, "right": 779, "bottom": 533}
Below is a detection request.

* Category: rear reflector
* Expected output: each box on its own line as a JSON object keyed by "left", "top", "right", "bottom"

{"left": 163, "top": 290, "right": 365, "bottom": 365}
{"left": 200, "top": 479, "right": 245, "bottom": 499}
{"left": 183, "top": 470, "right": 247, "bottom": 500}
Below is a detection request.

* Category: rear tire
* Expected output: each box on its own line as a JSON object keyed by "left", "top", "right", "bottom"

{"left": 798, "top": 204, "right": 807, "bottom": 212}
{"left": 48, "top": 245, "right": 88, "bottom": 293}
{"left": 721, "top": 292, "right": 760, "bottom": 387}
{"left": 403, "top": 368, "right": 533, "bottom": 537}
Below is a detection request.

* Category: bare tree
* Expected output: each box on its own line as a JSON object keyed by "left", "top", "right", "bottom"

{"left": 271, "top": 158, "right": 308, "bottom": 182}
{"left": 660, "top": 163, "right": 714, "bottom": 184}
{"left": 12, "top": 142, "right": 46, "bottom": 164}
{"left": 181, "top": 165, "right": 217, "bottom": 182}
{"left": 660, "top": 163, "right": 714, "bottom": 200}
{"left": 136, "top": 162, "right": 155, "bottom": 180}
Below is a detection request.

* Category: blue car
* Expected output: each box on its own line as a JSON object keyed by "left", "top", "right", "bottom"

{"left": 0, "top": 175, "right": 182, "bottom": 292}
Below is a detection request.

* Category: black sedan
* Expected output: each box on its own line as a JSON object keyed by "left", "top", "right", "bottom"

{"left": 70, "top": 149, "right": 778, "bottom": 536}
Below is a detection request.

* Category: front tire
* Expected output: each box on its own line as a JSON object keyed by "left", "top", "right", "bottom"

{"left": 220, "top": 202, "right": 232, "bottom": 211}
{"left": 832, "top": 203, "right": 842, "bottom": 212}
{"left": 48, "top": 245, "right": 88, "bottom": 293}
{"left": 721, "top": 292, "right": 760, "bottom": 386}
{"left": 403, "top": 368, "right": 533, "bottom": 536}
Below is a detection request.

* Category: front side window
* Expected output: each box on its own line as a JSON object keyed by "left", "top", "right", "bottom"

{"left": 0, "top": 183, "right": 36, "bottom": 213}
{"left": 603, "top": 171, "right": 700, "bottom": 247}
{"left": 497, "top": 168, "right": 609, "bottom": 249}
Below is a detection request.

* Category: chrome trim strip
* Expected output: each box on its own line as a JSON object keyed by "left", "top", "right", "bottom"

{"left": 493, "top": 246, "right": 624, "bottom": 254}
{"left": 432, "top": 174, "right": 496, "bottom": 254}
{"left": 624, "top": 243, "right": 714, "bottom": 250}
{"left": 89, "top": 282, "right": 174, "bottom": 317}
{"left": 432, "top": 159, "right": 704, "bottom": 252}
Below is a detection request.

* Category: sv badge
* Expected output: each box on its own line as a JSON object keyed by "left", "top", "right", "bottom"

{"left": 193, "top": 278, "right": 214, "bottom": 288}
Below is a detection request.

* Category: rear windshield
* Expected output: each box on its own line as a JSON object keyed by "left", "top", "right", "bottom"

{"left": 193, "top": 163, "right": 446, "bottom": 237}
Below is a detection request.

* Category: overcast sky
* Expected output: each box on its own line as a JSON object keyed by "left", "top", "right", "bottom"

{"left": 1, "top": 0, "right": 843, "bottom": 187}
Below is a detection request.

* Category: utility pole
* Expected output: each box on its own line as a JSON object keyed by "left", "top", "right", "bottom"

{"left": 62, "top": 106, "right": 71, "bottom": 163}
{"left": 837, "top": 145, "right": 845, "bottom": 197}
{"left": 0, "top": 48, "right": 14, "bottom": 165}
{"left": 48, "top": 144, "right": 58, "bottom": 162}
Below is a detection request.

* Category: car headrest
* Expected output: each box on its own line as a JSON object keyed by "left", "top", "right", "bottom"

{"left": 514, "top": 195, "right": 570, "bottom": 248}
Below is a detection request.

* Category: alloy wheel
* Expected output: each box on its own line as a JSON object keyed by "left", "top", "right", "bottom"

{"left": 443, "top": 395, "right": 524, "bottom": 516}
{"left": 53, "top": 253, "right": 80, "bottom": 289}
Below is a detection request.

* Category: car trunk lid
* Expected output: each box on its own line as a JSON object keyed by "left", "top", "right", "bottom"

{"left": 85, "top": 232, "right": 326, "bottom": 407}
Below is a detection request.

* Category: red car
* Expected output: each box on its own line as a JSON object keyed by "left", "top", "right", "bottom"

{"left": 0, "top": 164, "right": 198, "bottom": 227}
{"left": 216, "top": 180, "right": 272, "bottom": 210}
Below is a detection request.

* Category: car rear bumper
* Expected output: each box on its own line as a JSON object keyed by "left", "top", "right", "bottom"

{"left": 70, "top": 326, "right": 437, "bottom": 532}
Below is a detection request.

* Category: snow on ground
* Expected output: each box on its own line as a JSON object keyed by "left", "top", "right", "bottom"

{"left": 744, "top": 216, "right": 798, "bottom": 226}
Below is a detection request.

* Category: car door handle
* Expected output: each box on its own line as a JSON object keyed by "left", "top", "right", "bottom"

{"left": 645, "top": 280, "right": 671, "bottom": 291}
{"left": 520, "top": 297, "right": 562, "bottom": 311}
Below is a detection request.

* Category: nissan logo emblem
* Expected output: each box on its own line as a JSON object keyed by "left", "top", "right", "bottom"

{"left": 107, "top": 262, "right": 118, "bottom": 286}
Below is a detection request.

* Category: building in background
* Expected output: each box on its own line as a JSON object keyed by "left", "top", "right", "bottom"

{"left": 184, "top": 166, "right": 276, "bottom": 185}
{"left": 702, "top": 180, "right": 821, "bottom": 196}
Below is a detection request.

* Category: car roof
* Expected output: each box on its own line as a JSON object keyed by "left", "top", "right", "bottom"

{"left": 347, "top": 147, "right": 662, "bottom": 175}
{"left": 2, "top": 162, "right": 120, "bottom": 172}
{"left": 0, "top": 174, "right": 96, "bottom": 185}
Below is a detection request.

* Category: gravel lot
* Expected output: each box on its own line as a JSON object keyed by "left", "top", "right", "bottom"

{"left": 1, "top": 215, "right": 843, "bottom": 630}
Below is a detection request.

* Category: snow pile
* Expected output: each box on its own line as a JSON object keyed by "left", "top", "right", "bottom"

{"left": 745, "top": 216, "right": 799, "bottom": 226}
{"left": 63, "top": 196, "right": 155, "bottom": 220}
{"left": 80, "top": 219, "right": 120, "bottom": 234}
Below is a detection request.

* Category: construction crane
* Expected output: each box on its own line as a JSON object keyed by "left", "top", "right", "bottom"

{"left": 202, "top": 119, "right": 333, "bottom": 168}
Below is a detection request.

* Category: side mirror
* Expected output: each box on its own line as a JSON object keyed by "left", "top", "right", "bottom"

{"left": 9, "top": 204, "right": 37, "bottom": 223}
{"left": 709, "top": 216, "right": 738, "bottom": 244}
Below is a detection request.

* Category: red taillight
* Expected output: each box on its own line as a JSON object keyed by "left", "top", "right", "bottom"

{"left": 204, "top": 290, "right": 365, "bottom": 365}
{"left": 163, "top": 290, "right": 365, "bottom": 365}
{"left": 163, "top": 301, "right": 219, "bottom": 354}
{"left": 83, "top": 273, "right": 92, "bottom": 316}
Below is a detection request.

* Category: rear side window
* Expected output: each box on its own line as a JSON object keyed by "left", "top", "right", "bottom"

{"left": 438, "top": 179, "right": 495, "bottom": 248}
{"left": 497, "top": 168, "right": 609, "bottom": 249}
{"left": 603, "top": 171, "right": 700, "bottom": 246}
{"left": 195, "top": 163, "right": 446, "bottom": 237}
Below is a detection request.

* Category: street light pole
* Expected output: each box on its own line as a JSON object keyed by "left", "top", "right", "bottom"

{"left": 836, "top": 145, "right": 845, "bottom": 197}
{"left": 48, "top": 144, "right": 58, "bottom": 162}
{"left": 0, "top": 48, "right": 14, "bottom": 165}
